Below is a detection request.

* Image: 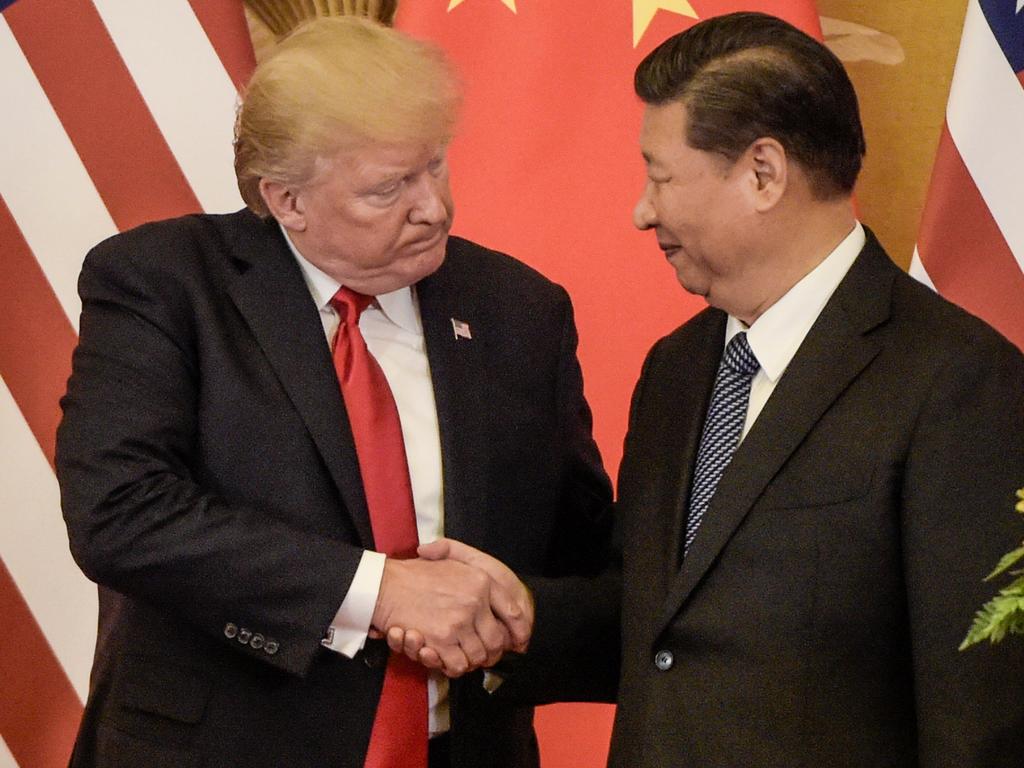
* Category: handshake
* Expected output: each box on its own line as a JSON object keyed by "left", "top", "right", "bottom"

{"left": 370, "top": 538, "right": 533, "bottom": 678}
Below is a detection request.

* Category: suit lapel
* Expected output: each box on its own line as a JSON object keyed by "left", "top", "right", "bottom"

{"left": 656, "top": 233, "right": 896, "bottom": 636}
{"left": 416, "top": 240, "right": 490, "bottom": 544}
{"left": 640, "top": 310, "right": 724, "bottom": 597}
{"left": 223, "top": 214, "right": 374, "bottom": 548}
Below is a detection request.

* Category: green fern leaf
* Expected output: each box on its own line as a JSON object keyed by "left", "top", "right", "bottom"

{"left": 985, "top": 544, "right": 1024, "bottom": 581}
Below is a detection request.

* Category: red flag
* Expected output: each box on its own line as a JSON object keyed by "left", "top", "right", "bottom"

{"left": 911, "top": 0, "right": 1024, "bottom": 352}
{"left": 397, "top": 2, "right": 821, "bottom": 765}
{"left": 0, "top": 1, "right": 253, "bottom": 764}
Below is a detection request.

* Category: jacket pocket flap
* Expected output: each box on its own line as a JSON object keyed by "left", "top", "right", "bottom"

{"left": 122, "top": 664, "right": 211, "bottom": 724}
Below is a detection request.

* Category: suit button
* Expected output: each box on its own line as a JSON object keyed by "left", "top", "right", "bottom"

{"left": 224, "top": 623, "right": 238, "bottom": 640}
{"left": 264, "top": 640, "right": 279, "bottom": 655}
{"left": 238, "top": 628, "right": 252, "bottom": 645}
{"left": 654, "top": 650, "right": 674, "bottom": 671}
{"left": 250, "top": 633, "right": 265, "bottom": 650}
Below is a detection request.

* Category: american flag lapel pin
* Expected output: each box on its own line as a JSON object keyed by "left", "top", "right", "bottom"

{"left": 451, "top": 318, "right": 472, "bottom": 340}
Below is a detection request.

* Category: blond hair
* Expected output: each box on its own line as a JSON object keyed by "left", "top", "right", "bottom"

{"left": 234, "top": 16, "right": 460, "bottom": 216}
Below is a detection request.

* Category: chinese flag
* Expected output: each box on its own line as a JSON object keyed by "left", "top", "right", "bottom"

{"left": 397, "top": 2, "right": 821, "bottom": 765}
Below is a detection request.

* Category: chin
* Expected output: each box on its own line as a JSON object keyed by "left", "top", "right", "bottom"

{"left": 675, "top": 273, "right": 709, "bottom": 298}
{"left": 419, "top": 243, "right": 447, "bottom": 275}
{"left": 398, "top": 248, "right": 447, "bottom": 289}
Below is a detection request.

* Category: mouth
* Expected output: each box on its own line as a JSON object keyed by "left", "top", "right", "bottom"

{"left": 658, "top": 242, "right": 682, "bottom": 259}
{"left": 407, "top": 228, "right": 447, "bottom": 253}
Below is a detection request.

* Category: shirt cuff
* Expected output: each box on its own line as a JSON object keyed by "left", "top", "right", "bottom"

{"left": 321, "top": 550, "right": 386, "bottom": 658}
{"left": 482, "top": 670, "right": 504, "bottom": 694}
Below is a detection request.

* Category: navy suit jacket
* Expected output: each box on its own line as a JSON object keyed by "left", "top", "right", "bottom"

{"left": 56, "top": 209, "right": 614, "bottom": 768}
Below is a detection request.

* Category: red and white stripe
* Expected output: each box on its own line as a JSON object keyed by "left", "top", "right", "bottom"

{"left": 911, "top": 0, "right": 1024, "bottom": 351}
{"left": 0, "top": 2, "right": 253, "bottom": 765}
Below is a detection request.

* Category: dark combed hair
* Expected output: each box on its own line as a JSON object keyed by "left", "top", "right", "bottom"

{"left": 634, "top": 12, "right": 866, "bottom": 198}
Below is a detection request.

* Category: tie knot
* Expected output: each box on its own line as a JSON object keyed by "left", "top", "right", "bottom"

{"left": 330, "top": 286, "right": 373, "bottom": 325}
{"left": 723, "top": 332, "right": 759, "bottom": 377}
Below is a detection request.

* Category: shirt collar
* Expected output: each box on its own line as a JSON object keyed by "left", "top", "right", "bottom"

{"left": 726, "top": 221, "right": 865, "bottom": 383}
{"left": 280, "top": 225, "right": 422, "bottom": 335}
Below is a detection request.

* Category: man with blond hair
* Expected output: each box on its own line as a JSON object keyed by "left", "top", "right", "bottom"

{"left": 57, "top": 17, "right": 614, "bottom": 768}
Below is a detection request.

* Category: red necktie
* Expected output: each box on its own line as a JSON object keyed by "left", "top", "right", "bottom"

{"left": 330, "top": 287, "right": 428, "bottom": 768}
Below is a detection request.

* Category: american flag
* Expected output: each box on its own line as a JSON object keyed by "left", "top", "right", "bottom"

{"left": 0, "top": 1, "right": 253, "bottom": 765}
{"left": 451, "top": 318, "right": 472, "bottom": 340}
{"left": 911, "top": 0, "right": 1024, "bottom": 352}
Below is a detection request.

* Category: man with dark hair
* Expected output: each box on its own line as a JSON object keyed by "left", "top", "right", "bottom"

{"left": 632, "top": 11, "right": 864, "bottom": 199}
{"left": 610, "top": 12, "right": 1024, "bottom": 767}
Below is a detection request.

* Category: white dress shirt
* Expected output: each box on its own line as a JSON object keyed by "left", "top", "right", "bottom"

{"left": 283, "top": 230, "right": 449, "bottom": 735}
{"left": 727, "top": 222, "right": 865, "bottom": 440}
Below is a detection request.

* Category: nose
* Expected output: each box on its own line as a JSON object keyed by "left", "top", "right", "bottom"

{"left": 633, "top": 183, "right": 657, "bottom": 230}
{"left": 408, "top": 173, "right": 449, "bottom": 225}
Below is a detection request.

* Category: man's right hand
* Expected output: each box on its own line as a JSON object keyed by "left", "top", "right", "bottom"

{"left": 371, "top": 557, "right": 518, "bottom": 677}
{"left": 417, "top": 538, "right": 533, "bottom": 653}
{"left": 379, "top": 540, "right": 534, "bottom": 675}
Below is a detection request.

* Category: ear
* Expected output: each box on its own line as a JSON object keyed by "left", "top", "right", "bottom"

{"left": 259, "top": 178, "right": 307, "bottom": 232}
{"left": 743, "top": 137, "right": 787, "bottom": 212}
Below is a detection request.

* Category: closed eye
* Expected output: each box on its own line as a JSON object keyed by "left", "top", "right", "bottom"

{"left": 427, "top": 156, "right": 447, "bottom": 176}
{"left": 368, "top": 180, "right": 402, "bottom": 199}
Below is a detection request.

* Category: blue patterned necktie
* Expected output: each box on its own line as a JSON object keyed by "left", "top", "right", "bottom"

{"left": 685, "top": 332, "right": 760, "bottom": 554}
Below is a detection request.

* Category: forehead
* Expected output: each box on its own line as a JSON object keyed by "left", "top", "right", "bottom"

{"left": 315, "top": 139, "right": 445, "bottom": 183}
{"left": 639, "top": 102, "right": 736, "bottom": 180}
{"left": 639, "top": 102, "right": 689, "bottom": 161}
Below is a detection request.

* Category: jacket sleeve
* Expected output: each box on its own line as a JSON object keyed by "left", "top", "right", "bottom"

{"left": 501, "top": 288, "right": 621, "bottom": 704}
{"left": 901, "top": 327, "right": 1024, "bottom": 765}
{"left": 56, "top": 238, "right": 363, "bottom": 678}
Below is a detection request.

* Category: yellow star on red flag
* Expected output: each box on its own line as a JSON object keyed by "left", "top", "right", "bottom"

{"left": 633, "top": 0, "right": 697, "bottom": 47}
{"left": 448, "top": 0, "right": 517, "bottom": 12}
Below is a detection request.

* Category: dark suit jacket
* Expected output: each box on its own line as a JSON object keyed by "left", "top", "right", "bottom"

{"left": 55, "top": 210, "right": 614, "bottom": 768}
{"left": 608, "top": 231, "right": 1024, "bottom": 768}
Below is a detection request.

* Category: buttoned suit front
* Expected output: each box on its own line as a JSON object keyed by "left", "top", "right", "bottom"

{"left": 56, "top": 209, "right": 614, "bottom": 768}
{"left": 608, "top": 231, "right": 1024, "bottom": 768}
